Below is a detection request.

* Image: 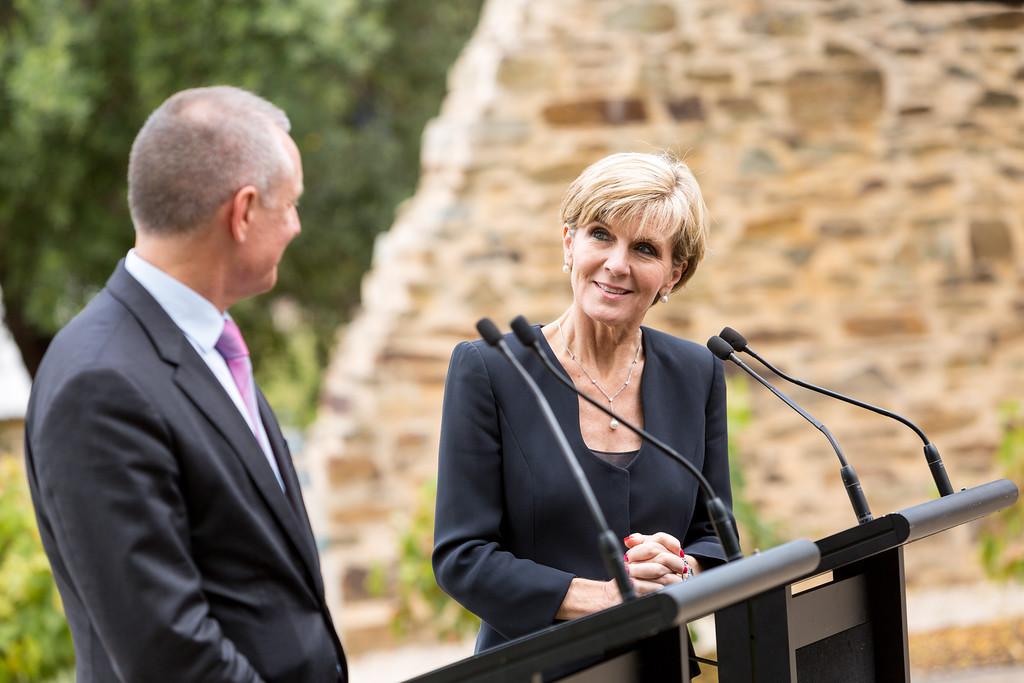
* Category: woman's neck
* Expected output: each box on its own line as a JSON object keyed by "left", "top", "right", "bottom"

{"left": 549, "top": 307, "right": 643, "bottom": 377}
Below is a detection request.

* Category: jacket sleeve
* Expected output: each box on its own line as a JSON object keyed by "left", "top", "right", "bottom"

{"left": 683, "top": 354, "right": 737, "bottom": 567}
{"left": 29, "top": 367, "right": 264, "bottom": 683}
{"left": 432, "top": 342, "right": 575, "bottom": 641}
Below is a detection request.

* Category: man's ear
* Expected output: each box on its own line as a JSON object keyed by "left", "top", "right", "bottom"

{"left": 228, "top": 186, "right": 259, "bottom": 243}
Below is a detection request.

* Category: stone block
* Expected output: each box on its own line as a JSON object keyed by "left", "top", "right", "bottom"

{"left": 330, "top": 501, "right": 395, "bottom": 526}
{"left": 328, "top": 455, "right": 381, "bottom": 486}
{"left": 337, "top": 602, "right": 397, "bottom": 655}
{"left": 686, "top": 65, "right": 734, "bottom": 84}
{"left": 819, "top": 218, "right": 866, "bottom": 238}
{"left": 786, "top": 67, "right": 885, "bottom": 131}
{"left": 976, "top": 90, "right": 1020, "bottom": 109}
{"left": 743, "top": 208, "right": 806, "bottom": 240}
{"left": 343, "top": 565, "right": 374, "bottom": 602}
{"left": 497, "top": 56, "right": 554, "bottom": 91}
{"left": 913, "top": 405, "right": 980, "bottom": 436}
{"left": 605, "top": 3, "right": 676, "bottom": 33}
{"left": 542, "top": 98, "right": 647, "bottom": 126}
{"left": 742, "top": 11, "right": 808, "bottom": 37}
{"left": 970, "top": 220, "right": 1014, "bottom": 264}
{"left": 719, "top": 96, "right": 762, "bottom": 120}
{"left": 960, "top": 12, "right": 1024, "bottom": 32}
{"left": 907, "top": 174, "right": 954, "bottom": 194}
{"left": 739, "top": 148, "right": 780, "bottom": 175}
{"left": 843, "top": 314, "right": 928, "bottom": 338}
{"left": 665, "top": 96, "right": 704, "bottom": 121}
{"left": 898, "top": 105, "right": 932, "bottom": 118}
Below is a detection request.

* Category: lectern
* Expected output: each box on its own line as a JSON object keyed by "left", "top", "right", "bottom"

{"left": 407, "top": 539, "right": 821, "bottom": 683}
{"left": 716, "top": 478, "right": 1020, "bottom": 682}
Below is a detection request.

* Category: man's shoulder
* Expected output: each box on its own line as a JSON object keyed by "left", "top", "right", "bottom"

{"left": 33, "top": 288, "right": 158, "bottom": 400}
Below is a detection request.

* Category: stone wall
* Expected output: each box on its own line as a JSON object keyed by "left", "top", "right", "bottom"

{"left": 0, "top": 419, "right": 23, "bottom": 457}
{"left": 303, "top": 0, "right": 1024, "bottom": 649}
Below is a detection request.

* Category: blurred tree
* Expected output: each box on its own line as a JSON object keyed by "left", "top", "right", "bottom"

{"left": 0, "top": 0, "right": 483, "bottom": 423}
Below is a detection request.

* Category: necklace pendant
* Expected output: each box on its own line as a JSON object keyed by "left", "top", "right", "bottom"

{"left": 609, "top": 417, "right": 619, "bottom": 430}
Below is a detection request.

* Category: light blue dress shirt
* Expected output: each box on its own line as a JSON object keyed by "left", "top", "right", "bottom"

{"left": 124, "top": 250, "right": 285, "bottom": 490}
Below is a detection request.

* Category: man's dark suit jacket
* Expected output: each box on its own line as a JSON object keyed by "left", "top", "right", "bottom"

{"left": 24, "top": 263, "right": 346, "bottom": 682}
{"left": 432, "top": 326, "right": 734, "bottom": 653}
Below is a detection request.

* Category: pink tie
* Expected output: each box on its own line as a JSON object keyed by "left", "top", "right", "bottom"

{"left": 215, "top": 319, "right": 261, "bottom": 433}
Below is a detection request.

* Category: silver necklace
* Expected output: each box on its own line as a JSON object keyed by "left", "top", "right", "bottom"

{"left": 556, "top": 320, "right": 642, "bottom": 430}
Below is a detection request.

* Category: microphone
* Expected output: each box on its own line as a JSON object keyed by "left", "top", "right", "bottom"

{"left": 719, "top": 326, "right": 955, "bottom": 497}
{"left": 707, "top": 335, "right": 874, "bottom": 525}
{"left": 475, "top": 318, "right": 636, "bottom": 602}
{"left": 509, "top": 315, "right": 744, "bottom": 562}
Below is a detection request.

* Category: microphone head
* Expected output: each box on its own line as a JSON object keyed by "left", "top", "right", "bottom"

{"left": 707, "top": 336, "right": 735, "bottom": 360}
{"left": 510, "top": 315, "right": 539, "bottom": 346}
{"left": 719, "top": 326, "right": 748, "bottom": 351}
{"left": 476, "top": 318, "right": 504, "bottom": 347}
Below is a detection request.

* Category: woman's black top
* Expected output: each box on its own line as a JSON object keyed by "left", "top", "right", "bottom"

{"left": 432, "top": 325, "right": 735, "bottom": 653}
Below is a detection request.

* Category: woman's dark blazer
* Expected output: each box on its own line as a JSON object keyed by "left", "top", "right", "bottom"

{"left": 432, "top": 325, "right": 734, "bottom": 652}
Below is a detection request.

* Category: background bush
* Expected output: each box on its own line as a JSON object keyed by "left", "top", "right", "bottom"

{"left": 979, "top": 401, "right": 1024, "bottom": 581}
{"left": 0, "top": 456, "right": 74, "bottom": 681}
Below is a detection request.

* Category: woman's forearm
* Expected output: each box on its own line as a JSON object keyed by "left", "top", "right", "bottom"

{"left": 556, "top": 577, "right": 620, "bottom": 620}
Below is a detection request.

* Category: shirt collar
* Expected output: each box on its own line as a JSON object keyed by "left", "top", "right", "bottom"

{"left": 124, "top": 249, "right": 225, "bottom": 352}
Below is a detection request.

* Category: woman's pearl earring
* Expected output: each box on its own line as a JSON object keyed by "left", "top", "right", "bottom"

{"left": 562, "top": 263, "right": 570, "bottom": 273}
{"left": 660, "top": 292, "right": 670, "bottom": 304}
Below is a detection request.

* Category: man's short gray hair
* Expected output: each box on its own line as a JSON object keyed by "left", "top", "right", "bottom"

{"left": 128, "top": 86, "right": 292, "bottom": 234}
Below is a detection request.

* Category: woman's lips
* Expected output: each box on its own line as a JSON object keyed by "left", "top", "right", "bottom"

{"left": 594, "top": 281, "right": 632, "bottom": 296}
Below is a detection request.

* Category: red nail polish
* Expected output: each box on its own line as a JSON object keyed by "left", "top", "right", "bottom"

{"left": 624, "top": 553, "right": 630, "bottom": 563}
{"left": 623, "top": 536, "right": 631, "bottom": 544}
{"left": 679, "top": 549, "right": 685, "bottom": 557}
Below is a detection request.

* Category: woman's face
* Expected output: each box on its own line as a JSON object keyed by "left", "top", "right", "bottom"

{"left": 563, "top": 218, "right": 684, "bottom": 330}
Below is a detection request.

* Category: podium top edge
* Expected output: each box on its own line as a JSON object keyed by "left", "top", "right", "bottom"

{"left": 898, "top": 478, "right": 1019, "bottom": 544}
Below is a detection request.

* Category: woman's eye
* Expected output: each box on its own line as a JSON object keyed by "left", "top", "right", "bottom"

{"left": 636, "top": 242, "right": 656, "bottom": 256}
{"left": 592, "top": 228, "right": 611, "bottom": 240}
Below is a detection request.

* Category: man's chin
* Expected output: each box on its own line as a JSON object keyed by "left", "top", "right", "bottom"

{"left": 246, "top": 270, "right": 278, "bottom": 299}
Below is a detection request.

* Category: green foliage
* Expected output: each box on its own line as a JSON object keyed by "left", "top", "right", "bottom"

{"left": 726, "top": 376, "right": 785, "bottom": 552}
{"left": 979, "top": 401, "right": 1024, "bottom": 581}
{"left": 367, "top": 479, "right": 479, "bottom": 641}
{"left": 0, "top": 0, "right": 484, "bottom": 423}
{"left": 0, "top": 457, "right": 75, "bottom": 681}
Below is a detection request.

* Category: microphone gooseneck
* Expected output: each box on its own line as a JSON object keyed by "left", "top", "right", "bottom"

{"left": 719, "top": 326, "right": 955, "bottom": 497}
{"left": 707, "top": 335, "right": 874, "bottom": 526}
{"left": 510, "top": 315, "right": 744, "bottom": 562}
{"left": 475, "top": 318, "right": 636, "bottom": 602}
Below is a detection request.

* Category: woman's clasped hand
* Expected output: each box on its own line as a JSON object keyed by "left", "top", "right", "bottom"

{"left": 623, "top": 531, "right": 699, "bottom": 590}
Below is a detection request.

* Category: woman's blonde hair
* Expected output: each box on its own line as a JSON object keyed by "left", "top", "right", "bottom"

{"left": 559, "top": 152, "right": 709, "bottom": 290}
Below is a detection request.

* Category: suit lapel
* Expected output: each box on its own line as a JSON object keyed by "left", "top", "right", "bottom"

{"left": 106, "top": 262, "right": 323, "bottom": 600}
{"left": 640, "top": 330, "right": 697, "bottom": 465}
{"left": 256, "top": 390, "right": 326, "bottom": 598}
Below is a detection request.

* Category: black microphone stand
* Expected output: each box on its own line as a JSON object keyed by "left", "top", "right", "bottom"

{"left": 719, "top": 326, "right": 956, "bottom": 497}
{"left": 475, "top": 318, "right": 636, "bottom": 602}
{"left": 707, "top": 335, "right": 874, "bottom": 525}
{"left": 510, "top": 315, "right": 743, "bottom": 562}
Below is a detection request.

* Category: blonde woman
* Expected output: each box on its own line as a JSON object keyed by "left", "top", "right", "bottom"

{"left": 433, "top": 153, "right": 734, "bottom": 663}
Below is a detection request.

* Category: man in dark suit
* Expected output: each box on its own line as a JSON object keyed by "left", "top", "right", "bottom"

{"left": 24, "top": 86, "right": 346, "bottom": 682}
